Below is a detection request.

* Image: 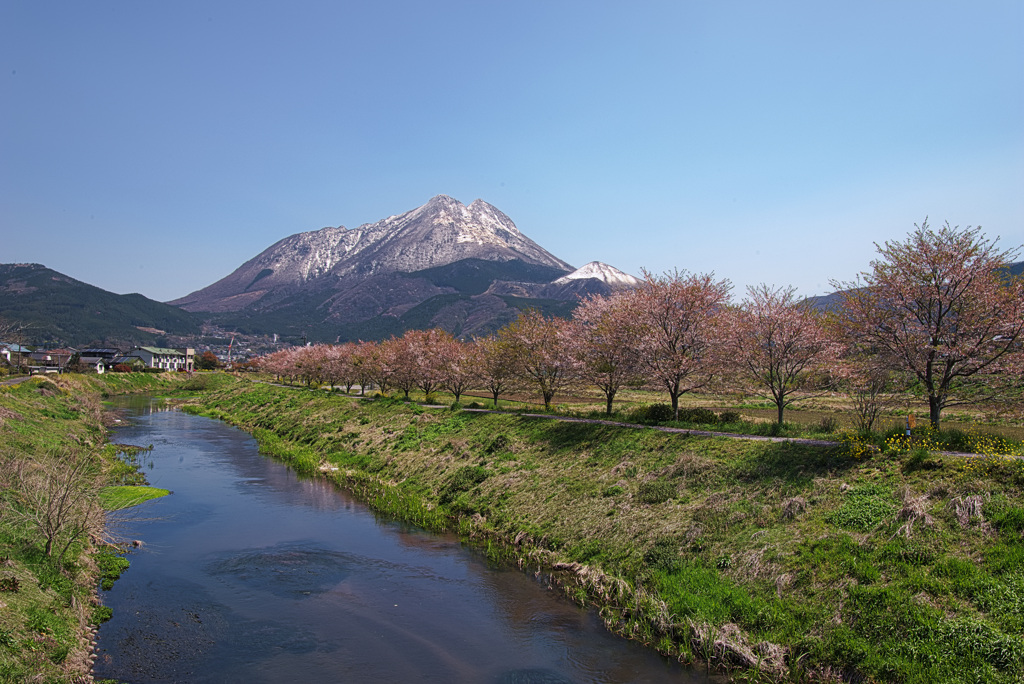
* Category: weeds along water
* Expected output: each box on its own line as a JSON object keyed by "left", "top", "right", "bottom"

{"left": 179, "top": 376, "right": 1024, "bottom": 683}
{"left": 0, "top": 374, "right": 188, "bottom": 683}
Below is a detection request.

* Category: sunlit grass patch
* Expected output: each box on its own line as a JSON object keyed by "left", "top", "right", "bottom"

{"left": 98, "top": 485, "right": 170, "bottom": 510}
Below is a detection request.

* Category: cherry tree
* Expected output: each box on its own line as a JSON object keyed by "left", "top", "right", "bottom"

{"left": 569, "top": 293, "right": 643, "bottom": 415}
{"left": 293, "top": 345, "right": 326, "bottom": 386}
{"left": 630, "top": 270, "right": 732, "bottom": 419}
{"left": 499, "top": 309, "right": 575, "bottom": 410}
{"left": 257, "top": 349, "right": 292, "bottom": 383}
{"left": 350, "top": 341, "right": 376, "bottom": 395}
{"left": 438, "top": 336, "right": 475, "bottom": 404}
{"left": 382, "top": 336, "right": 417, "bottom": 399}
{"left": 331, "top": 342, "right": 359, "bottom": 394}
{"left": 402, "top": 328, "right": 450, "bottom": 399}
{"left": 727, "top": 284, "right": 837, "bottom": 426}
{"left": 834, "top": 221, "right": 1024, "bottom": 429}
{"left": 475, "top": 334, "right": 518, "bottom": 407}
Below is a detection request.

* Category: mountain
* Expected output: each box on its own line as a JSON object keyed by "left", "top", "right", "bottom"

{"left": 171, "top": 195, "right": 639, "bottom": 342}
{"left": 804, "top": 261, "right": 1024, "bottom": 312}
{"left": 486, "top": 261, "right": 641, "bottom": 300}
{"left": 0, "top": 263, "right": 202, "bottom": 347}
{"left": 171, "top": 195, "right": 572, "bottom": 313}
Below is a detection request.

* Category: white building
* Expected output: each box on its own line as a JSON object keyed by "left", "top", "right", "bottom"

{"left": 132, "top": 347, "right": 195, "bottom": 372}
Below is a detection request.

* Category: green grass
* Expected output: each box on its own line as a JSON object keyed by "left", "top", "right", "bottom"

{"left": 98, "top": 485, "right": 170, "bottom": 510}
{"left": 0, "top": 372, "right": 187, "bottom": 683}
{"left": 182, "top": 377, "right": 1024, "bottom": 682}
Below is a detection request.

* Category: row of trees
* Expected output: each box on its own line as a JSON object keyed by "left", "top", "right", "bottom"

{"left": 256, "top": 222, "right": 1024, "bottom": 430}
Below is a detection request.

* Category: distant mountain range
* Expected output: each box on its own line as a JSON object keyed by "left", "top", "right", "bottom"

{"left": 3, "top": 195, "right": 641, "bottom": 346}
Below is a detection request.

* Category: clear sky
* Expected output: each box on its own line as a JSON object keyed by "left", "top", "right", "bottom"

{"left": 2, "top": 1, "right": 1022, "bottom": 303}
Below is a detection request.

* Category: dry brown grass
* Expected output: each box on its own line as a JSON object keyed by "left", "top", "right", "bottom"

{"left": 894, "top": 487, "right": 935, "bottom": 538}
{"left": 949, "top": 494, "right": 986, "bottom": 528}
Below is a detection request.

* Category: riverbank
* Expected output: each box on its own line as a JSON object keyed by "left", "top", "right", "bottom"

{"left": 188, "top": 376, "right": 1024, "bottom": 683}
{"left": 0, "top": 373, "right": 187, "bottom": 683}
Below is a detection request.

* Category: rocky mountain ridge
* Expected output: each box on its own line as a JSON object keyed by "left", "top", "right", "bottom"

{"left": 167, "top": 195, "right": 641, "bottom": 342}
{"left": 171, "top": 195, "right": 573, "bottom": 313}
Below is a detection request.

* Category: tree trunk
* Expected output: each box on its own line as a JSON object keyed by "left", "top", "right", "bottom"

{"left": 929, "top": 395, "right": 942, "bottom": 430}
{"left": 492, "top": 390, "right": 500, "bottom": 407}
{"left": 606, "top": 391, "right": 615, "bottom": 416}
{"left": 777, "top": 401, "right": 785, "bottom": 426}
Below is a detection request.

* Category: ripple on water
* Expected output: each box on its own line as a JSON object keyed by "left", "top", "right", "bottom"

{"left": 205, "top": 541, "right": 354, "bottom": 598}
{"left": 496, "top": 668, "right": 577, "bottom": 684}
{"left": 94, "top": 576, "right": 329, "bottom": 682}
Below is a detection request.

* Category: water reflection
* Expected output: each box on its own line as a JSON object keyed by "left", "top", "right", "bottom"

{"left": 95, "top": 399, "right": 712, "bottom": 683}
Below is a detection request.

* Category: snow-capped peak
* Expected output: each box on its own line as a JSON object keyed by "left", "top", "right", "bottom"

{"left": 554, "top": 262, "right": 640, "bottom": 288}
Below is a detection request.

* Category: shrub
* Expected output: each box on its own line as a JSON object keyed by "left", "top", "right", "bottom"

{"left": 717, "top": 411, "right": 741, "bottom": 424}
{"left": 812, "top": 416, "right": 840, "bottom": 434}
{"left": 677, "top": 408, "right": 718, "bottom": 425}
{"left": 632, "top": 404, "right": 675, "bottom": 424}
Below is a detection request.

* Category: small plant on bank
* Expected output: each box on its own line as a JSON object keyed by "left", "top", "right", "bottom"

{"left": 644, "top": 538, "right": 682, "bottom": 572}
{"left": 439, "top": 465, "right": 489, "bottom": 505}
{"left": 838, "top": 429, "right": 880, "bottom": 459}
{"left": 637, "top": 479, "right": 676, "bottom": 505}
{"left": 827, "top": 484, "right": 896, "bottom": 532}
{"left": 811, "top": 415, "right": 840, "bottom": 434}
{"left": 96, "top": 549, "right": 130, "bottom": 590}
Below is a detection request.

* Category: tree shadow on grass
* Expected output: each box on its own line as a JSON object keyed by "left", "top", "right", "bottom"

{"left": 735, "top": 441, "right": 858, "bottom": 486}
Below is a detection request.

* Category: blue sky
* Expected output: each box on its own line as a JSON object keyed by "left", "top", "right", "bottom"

{"left": 2, "top": 1, "right": 1022, "bottom": 303}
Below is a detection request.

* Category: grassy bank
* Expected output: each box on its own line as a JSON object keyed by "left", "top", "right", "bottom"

{"left": 188, "top": 377, "right": 1024, "bottom": 683}
{"left": 0, "top": 373, "right": 188, "bottom": 683}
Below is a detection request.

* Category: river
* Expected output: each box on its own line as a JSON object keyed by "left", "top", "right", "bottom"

{"left": 94, "top": 398, "right": 712, "bottom": 683}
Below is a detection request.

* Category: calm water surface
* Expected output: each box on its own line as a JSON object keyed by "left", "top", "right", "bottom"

{"left": 94, "top": 398, "right": 712, "bottom": 683}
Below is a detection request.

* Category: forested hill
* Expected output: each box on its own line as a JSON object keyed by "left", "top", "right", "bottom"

{"left": 0, "top": 263, "right": 201, "bottom": 347}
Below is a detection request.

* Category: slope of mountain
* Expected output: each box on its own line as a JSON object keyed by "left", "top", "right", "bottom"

{"left": 171, "top": 195, "right": 573, "bottom": 313}
{"left": 203, "top": 258, "right": 583, "bottom": 342}
{"left": 0, "top": 263, "right": 201, "bottom": 347}
{"left": 485, "top": 261, "right": 640, "bottom": 300}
